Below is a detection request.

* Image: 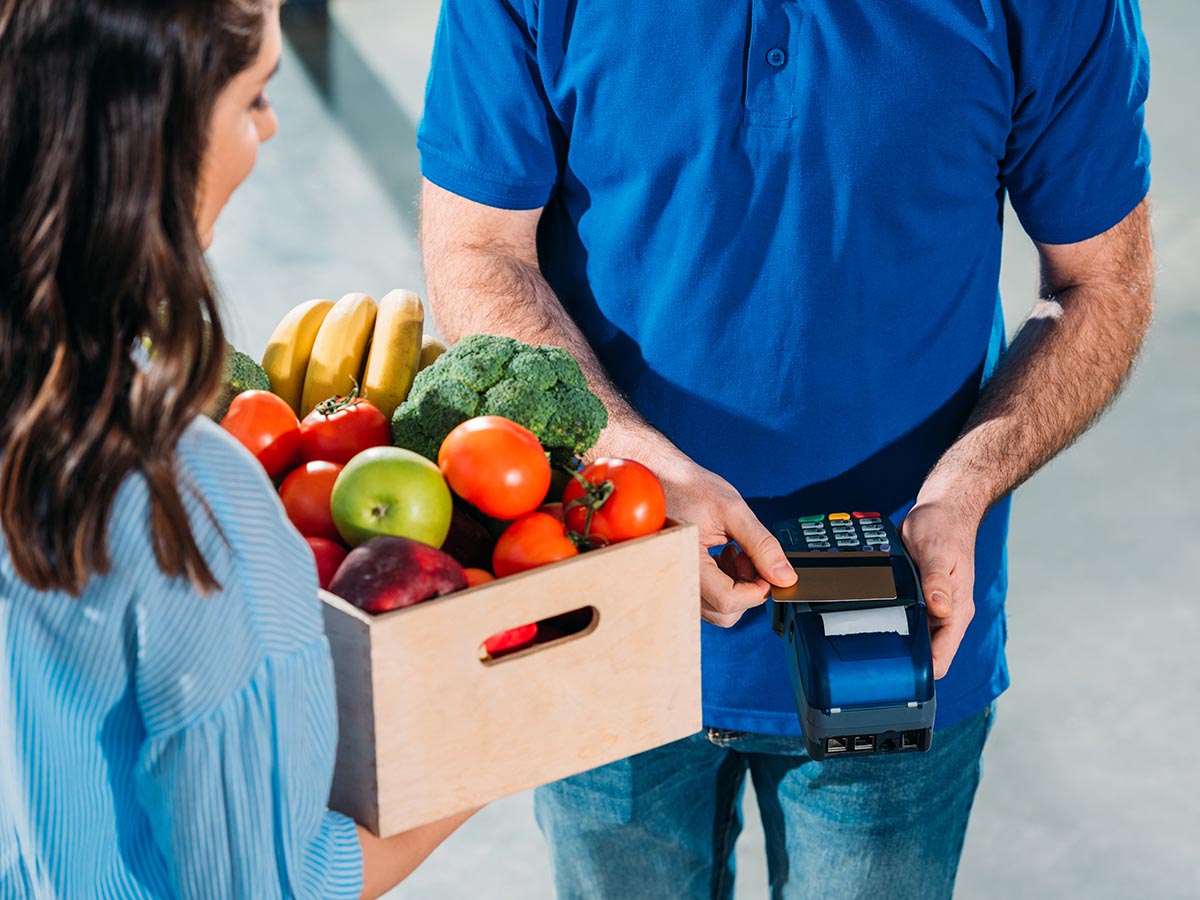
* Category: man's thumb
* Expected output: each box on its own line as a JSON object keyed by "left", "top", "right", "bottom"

{"left": 921, "top": 566, "right": 954, "bottom": 617}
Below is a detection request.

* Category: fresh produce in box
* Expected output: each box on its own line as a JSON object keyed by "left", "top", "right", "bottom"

{"left": 440, "top": 505, "right": 497, "bottom": 570}
{"left": 300, "top": 291, "right": 378, "bottom": 417}
{"left": 262, "top": 291, "right": 430, "bottom": 422}
{"left": 306, "top": 537, "right": 349, "bottom": 590}
{"left": 261, "top": 298, "right": 335, "bottom": 415}
{"left": 493, "top": 511, "right": 580, "bottom": 577}
{"left": 299, "top": 389, "right": 391, "bottom": 465}
{"left": 220, "top": 389, "right": 301, "bottom": 481}
{"left": 212, "top": 342, "right": 270, "bottom": 422}
{"left": 361, "top": 289, "right": 424, "bottom": 420}
{"left": 249, "top": 296, "right": 670, "bottom": 663}
{"left": 482, "top": 622, "right": 538, "bottom": 658}
{"left": 463, "top": 568, "right": 495, "bottom": 587}
{"left": 330, "top": 535, "right": 467, "bottom": 614}
{"left": 418, "top": 334, "right": 447, "bottom": 373}
{"left": 391, "top": 334, "right": 608, "bottom": 467}
{"left": 330, "top": 446, "right": 453, "bottom": 549}
{"left": 438, "top": 416, "right": 551, "bottom": 520}
{"left": 279, "top": 461, "right": 344, "bottom": 541}
{"left": 563, "top": 458, "right": 667, "bottom": 544}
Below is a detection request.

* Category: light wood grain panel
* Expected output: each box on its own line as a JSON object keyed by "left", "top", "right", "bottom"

{"left": 321, "top": 523, "right": 702, "bottom": 837}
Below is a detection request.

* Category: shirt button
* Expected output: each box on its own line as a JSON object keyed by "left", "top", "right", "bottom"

{"left": 766, "top": 47, "right": 787, "bottom": 68}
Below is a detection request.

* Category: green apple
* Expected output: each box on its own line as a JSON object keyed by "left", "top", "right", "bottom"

{"left": 330, "top": 446, "right": 453, "bottom": 548}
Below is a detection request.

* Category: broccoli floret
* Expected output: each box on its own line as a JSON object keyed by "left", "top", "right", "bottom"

{"left": 211, "top": 342, "right": 269, "bottom": 421}
{"left": 390, "top": 371, "right": 482, "bottom": 460}
{"left": 446, "top": 333, "right": 520, "bottom": 392}
{"left": 480, "top": 380, "right": 556, "bottom": 435}
{"left": 506, "top": 347, "right": 560, "bottom": 392}
{"left": 540, "top": 381, "right": 609, "bottom": 461}
{"left": 390, "top": 333, "right": 608, "bottom": 465}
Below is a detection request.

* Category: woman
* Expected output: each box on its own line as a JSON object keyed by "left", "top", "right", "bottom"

{"left": 0, "top": 2, "right": 468, "bottom": 897}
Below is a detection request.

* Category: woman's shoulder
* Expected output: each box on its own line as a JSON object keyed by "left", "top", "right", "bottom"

{"left": 174, "top": 417, "right": 301, "bottom": 563}
{"left": 176, "top": 415, "right": 277, "bottom": 500}
{"left": 122, "top": 417, "right": 329, "bottom": 734}
{"left": 177, "top": 416, "right": 325, "bottom": 647}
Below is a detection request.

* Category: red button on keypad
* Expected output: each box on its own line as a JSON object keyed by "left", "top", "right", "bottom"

{"left": 851, "top": 511, "right": 881, "bottom": 519}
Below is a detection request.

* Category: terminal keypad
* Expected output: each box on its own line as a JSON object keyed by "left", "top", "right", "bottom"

{"left": 791, "top": 512, "right": 890, "bottom": 553}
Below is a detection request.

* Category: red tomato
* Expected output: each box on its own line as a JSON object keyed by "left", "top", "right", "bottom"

{"left": 280, "top": 461, "right": 344, "bottom": 540}
{"left": 483, "top": 623, "right": 538, "bottom": 657}
{"left": 221, "top": 390, "right": 301, "bottom": 481}
{"left": 299, "top": 395, "right": 391, "bottom": 465}
{"left": 492, "top": 512, "right": 579, "bottom": 578}
{"left": 464, "top": 567, "right": 496, "bottom": 587}
{"left": 563, "top": 458, "right": 667, "bottom": 544}
{"left": 438, "top": 416, "right": 551, "bottom": 520}
{"left": 306, "top": 536, "right": 349, "bottom": 590}
{"left": 537, "top": 502, "right": 564, "bottom": 522}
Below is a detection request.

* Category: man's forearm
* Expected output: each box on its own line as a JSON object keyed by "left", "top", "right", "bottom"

{"left": 421, "top": 186, "right": 674, "bottom": 461}
{"left": 923, "top": 203, "right": 1154, "bottom": 519}
{"left": 424, "top": 245, "right": 619, "bottom": 409}
{"left": 424, "top": 246, "right": 666, "bottom": 460}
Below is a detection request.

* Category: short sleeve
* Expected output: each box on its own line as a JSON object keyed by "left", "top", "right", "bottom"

{"left": 130, "top": 419, "right": 362, "bottom": 898}
{"left": 417, "top": 0, "right": 563, "bottom": 209}
{"left": 134, "top": 643, "right": 363, "bottom": 900}
{"left": 1001, "top": 0, "right": 1151, "bottom": 245}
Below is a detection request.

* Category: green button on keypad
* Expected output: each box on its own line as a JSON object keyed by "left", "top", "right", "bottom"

{"left": 796, "top": 515, "right": 826, "bottom": 523}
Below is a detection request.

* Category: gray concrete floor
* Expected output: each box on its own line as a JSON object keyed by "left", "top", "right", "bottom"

{"left": 208, "top": 2, "right": 1200, "bottom": 897}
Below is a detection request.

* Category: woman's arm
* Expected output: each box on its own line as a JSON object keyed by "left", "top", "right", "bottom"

{"left": 356, "top": 809, "right": 478, "bottom": 900}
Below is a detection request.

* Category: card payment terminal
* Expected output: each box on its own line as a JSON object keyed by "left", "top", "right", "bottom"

{"left": 770, "top": 512, "right": 935, "bottom": 760}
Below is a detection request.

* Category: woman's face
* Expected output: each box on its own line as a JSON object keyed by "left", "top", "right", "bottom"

{"left": 196, "top": 5, "right": 283, "bottom": 249}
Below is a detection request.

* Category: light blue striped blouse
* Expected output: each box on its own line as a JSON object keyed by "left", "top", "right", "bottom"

{"left": 0, "top": 418, "right": 363, "bottom": 899}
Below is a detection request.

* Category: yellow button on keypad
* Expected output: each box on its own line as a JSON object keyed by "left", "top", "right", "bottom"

{"left": 828, "top": 512, "right": 851, "bottom": 521}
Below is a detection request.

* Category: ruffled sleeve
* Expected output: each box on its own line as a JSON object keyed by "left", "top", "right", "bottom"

{"left": 130, "top": 419, "right": 363, "bottom": 898}
{"left": 134, "top": 641, "right": 362, "bottom": 900}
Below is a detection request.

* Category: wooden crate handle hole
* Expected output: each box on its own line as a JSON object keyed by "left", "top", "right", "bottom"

{"left": 478, "top": 605, "right": 600, "bottom": 666}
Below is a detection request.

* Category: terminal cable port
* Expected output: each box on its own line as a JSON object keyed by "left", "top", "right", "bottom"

{"left": 853, "top": 735, "right": 875, "bottom": 752}
{"left": 826, "top": 737, "right": 848, "bottom": 754}
{"left": 901, "top": 731, "right": 921, "bottom": 750}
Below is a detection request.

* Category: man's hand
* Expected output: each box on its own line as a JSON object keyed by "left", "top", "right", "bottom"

{"left": 599, "top": 428, "right": 797, "bottom": 628}
{"left": 906, "top": 201, "right": 1151, "bottom": 679}
{"left": 899, "top": 495, "right": 980, "bottom": 679}
{"left": 668, "top": 459, "right": 797, "bottom": 629}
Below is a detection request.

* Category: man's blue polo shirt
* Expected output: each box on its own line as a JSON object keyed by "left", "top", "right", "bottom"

{"left": 418, "top": 0, "right": 1150, "bottom": 734}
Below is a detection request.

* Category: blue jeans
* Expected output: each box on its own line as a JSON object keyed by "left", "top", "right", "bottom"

{"left": 535, "top": 705, "right": 994, "bottom": 899}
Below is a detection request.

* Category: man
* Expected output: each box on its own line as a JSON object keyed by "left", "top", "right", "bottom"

{"left": 416, "top": 1, "right": 1153, "bottom": 896}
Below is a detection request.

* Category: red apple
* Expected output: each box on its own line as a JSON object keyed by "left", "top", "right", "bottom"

{"left": 329, "top": 535, "right": 467, "bottom": 614}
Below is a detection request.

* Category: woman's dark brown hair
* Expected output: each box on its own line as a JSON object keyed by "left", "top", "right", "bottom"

{"left": 0, "top": 0, "right": 268, "bottom": 594}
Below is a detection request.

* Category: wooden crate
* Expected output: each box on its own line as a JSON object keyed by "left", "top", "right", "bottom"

{"left": 320, "top": 521, "right": 701, "bottom": 837}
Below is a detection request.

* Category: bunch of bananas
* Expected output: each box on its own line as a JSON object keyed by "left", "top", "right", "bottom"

{"left": 261, "top": 290, "right": 448, "bottom": 420}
